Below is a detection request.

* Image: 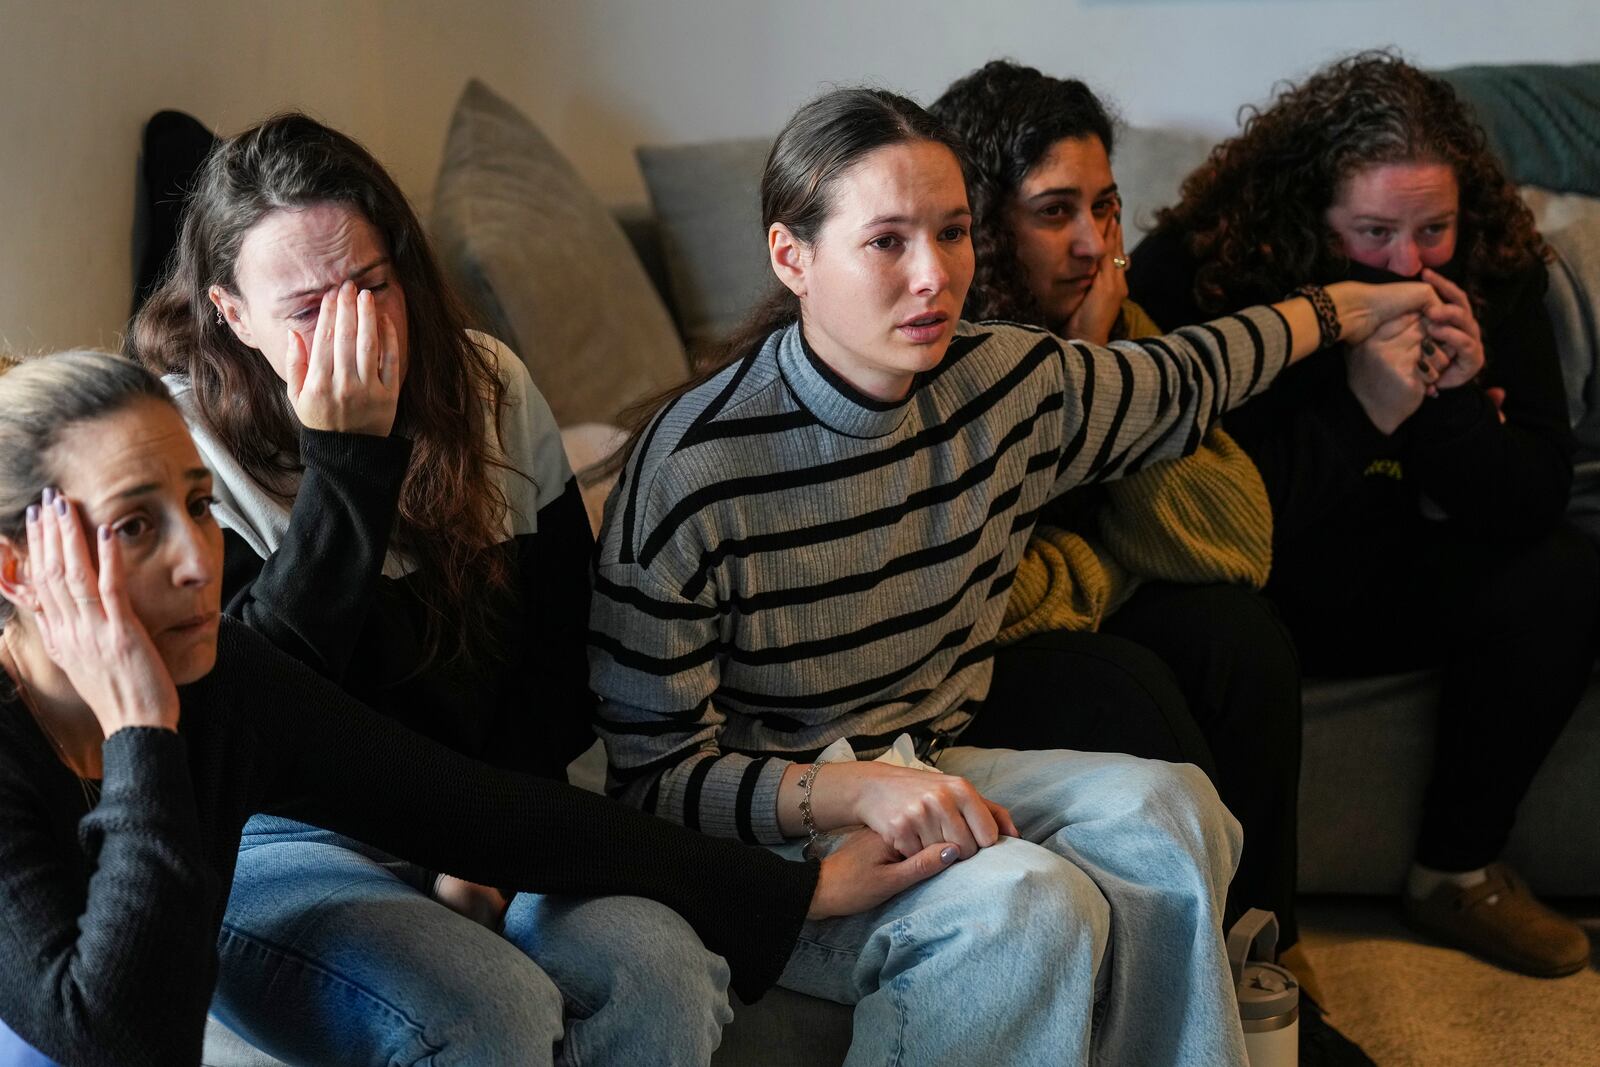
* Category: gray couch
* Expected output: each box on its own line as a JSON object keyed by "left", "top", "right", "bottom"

{"left": 202, "top": 81, "right": 1600, "bottom": 1067}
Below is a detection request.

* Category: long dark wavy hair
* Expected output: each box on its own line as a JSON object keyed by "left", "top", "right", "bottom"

{"left": 1153, "top": 51, "right": 1546, "bottom": 315}
{"left": 606, "top": 87, "right": 970, "bottom": 472}
{"left": 931, "top": 60, "right": 1116, "bottom": 324}
{"left": 128, "top": 113, "right": 512, "bottom": 670}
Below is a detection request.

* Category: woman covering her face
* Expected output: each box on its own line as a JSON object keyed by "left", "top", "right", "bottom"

{"left": 1128, "top": 52, "right": 1599, "bottom": 979}
{"left": 120, "top": 115, "right": 937, "bottom": 1065}
{"left": 588, "top": 86, "right": 1440, "bottom": 1066}
{"left": 0, "top": 352, "right": 941, "bottom": 1067}
{"left": 927, "top": 58, "right": 1363, "bottom": 1056}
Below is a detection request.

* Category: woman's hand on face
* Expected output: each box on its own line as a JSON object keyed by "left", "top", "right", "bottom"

{"left": 25, "top": 489, "right": 180, "bottom": 735}
{"left": 806, "top": 827, "right": 961, "bottom": 920}
{"left": 1344, "top": 312, "right": 1431, "bottom": 435}
{"left": 830, "top": 761, "right": 1018, "bottom": 861}
{"left": 1063, "top": 213, "right": 1129, "bottom": 345}
{"left": 285, "top": 280, "right": 402, "bottom": 436}
{"left": 1421, "top": 269, "right": 1485, "bottom": 389}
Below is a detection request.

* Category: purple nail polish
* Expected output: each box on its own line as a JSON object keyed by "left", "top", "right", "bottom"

{"left": 25, "top": 505, "right": 38, "bottom": 524}
{"left": 40, "top": 487, "right": 53, "bottom": 505}
{"left": 98, "top": 524, "right": 111, "bottom": 542}
{"left": 54, "top": 495, "right": 68, "bottom": 516}
{"left": 940, "top": 846, "right": 959, "bottom": 865}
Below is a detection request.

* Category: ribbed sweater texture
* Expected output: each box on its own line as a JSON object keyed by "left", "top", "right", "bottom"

{"left": 589, "top": 312, "right": 1290, "bottom": 845}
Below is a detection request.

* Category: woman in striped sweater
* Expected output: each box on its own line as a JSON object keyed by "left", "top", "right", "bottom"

{"left": 589, "top": 87, "right": 1443, "bottom": 1066}
{"left": 126, "top": 114, "right": 944, "bottom": 1066}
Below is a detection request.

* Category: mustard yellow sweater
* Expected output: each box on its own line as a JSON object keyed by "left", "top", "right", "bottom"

{"left": 998, "top": 301, "right": 1273, "bottom": 644}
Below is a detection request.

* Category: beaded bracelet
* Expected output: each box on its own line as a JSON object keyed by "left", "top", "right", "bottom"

{"left": 798, "top": 761, "right": 825, "bottom": 857}
{"left": 1290, "top": 284, "right": 1341, "bottom": 349}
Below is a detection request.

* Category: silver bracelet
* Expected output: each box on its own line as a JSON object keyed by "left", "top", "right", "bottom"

{"left": 798, "top": 761, "right": 825, "bottom": 857}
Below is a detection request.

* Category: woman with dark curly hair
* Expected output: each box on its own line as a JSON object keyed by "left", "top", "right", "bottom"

{"left": 929, "top": 54, "right": 1317, "bottom": 995}
{"left": 1130, "top": 51, "right": 1600, "bottom": 978}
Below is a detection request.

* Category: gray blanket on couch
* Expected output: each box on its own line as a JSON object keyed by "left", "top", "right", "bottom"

{"left": 1438, "top": 64, "right": 1600, "bottom": 197}
{"left": 1546, "top": 213, "right": 1600, "bottom": 542}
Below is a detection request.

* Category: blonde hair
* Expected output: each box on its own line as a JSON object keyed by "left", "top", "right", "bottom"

{"left": 0, "top": 351, "right": 175, "bottom": 626}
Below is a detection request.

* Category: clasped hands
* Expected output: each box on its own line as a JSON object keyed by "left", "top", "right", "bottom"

{"left": 796, "top": 759, "right": 1020, "bottom": 920}
{"left": 1346, "top": 269, "right": 1486, "bottom": 435}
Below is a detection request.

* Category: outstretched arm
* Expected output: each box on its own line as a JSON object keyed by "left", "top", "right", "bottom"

{"left": 1051, "top": 281, "right": 1442, "bottom": 491}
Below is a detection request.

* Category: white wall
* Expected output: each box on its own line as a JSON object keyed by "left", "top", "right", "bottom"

{"left": 2, "top": 0, "right": 1595, "bottom": 354}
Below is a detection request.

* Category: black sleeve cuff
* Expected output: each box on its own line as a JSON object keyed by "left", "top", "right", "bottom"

{"left": 722, "top": 853, "right": 821, "bottom": 1003}
{"left": 300, "top": 428, "right": 414, "bottom": 479}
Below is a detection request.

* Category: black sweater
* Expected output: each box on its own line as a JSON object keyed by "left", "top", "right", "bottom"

{"left": 1129, "top": 228, "right": 1575, "bottom": 549}
{"left": 0, "top": 621, "right": 818, "bottom": 1067}
{"left": 217, "top": 431, "right": 595, "bottom": 779}
{"left": 170, "top": 336, "right": 596, "bottom": 782}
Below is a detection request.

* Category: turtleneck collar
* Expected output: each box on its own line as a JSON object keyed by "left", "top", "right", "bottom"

{"left": 773, "top": 322, "right": 914, "bottom": 439}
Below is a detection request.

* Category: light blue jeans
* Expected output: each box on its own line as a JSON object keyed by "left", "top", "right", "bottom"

{"left": 773, "top": 746, "right": 1246, "bottom": 1067}
{"left": 211, "top": 816, "right": 733, "bottom": 1066}
{"left": 0, "top": 1015, "right": 57, "bottom": 1067}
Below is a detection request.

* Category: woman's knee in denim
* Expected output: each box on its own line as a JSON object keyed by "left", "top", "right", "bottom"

{"left": 423, "top": 961, "right": 565, "bottom": 1061}
{"left": 979, "top": 843, "right": 1111, "bottom": 957}
{"left": 607, "top": 926, "right": 732, "bottom": 1037}
{"left": 1109, "top": 758, "right": 1242, "bottom": 869}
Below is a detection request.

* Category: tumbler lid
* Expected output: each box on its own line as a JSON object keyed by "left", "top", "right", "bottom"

{"left": 1237, "top": 961, "right": 1300, "bottom": 1020}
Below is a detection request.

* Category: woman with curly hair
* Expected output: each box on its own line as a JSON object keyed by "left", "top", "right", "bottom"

{"left": 929, "top": 59, "right": 1359, "bottom": 1059}
{"left": 1130, "top": 51, "right": 1600, "bottom": 978}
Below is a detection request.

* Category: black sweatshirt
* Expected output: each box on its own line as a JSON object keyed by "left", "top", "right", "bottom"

{"left": 0, "top": 621, "right": 818, "bottom": 1067}
{"left": 1128, "top": 228, "right": 1576, "bottom": 549}
{"left": 169, "top": 335, "right": 596, "bottom": 782}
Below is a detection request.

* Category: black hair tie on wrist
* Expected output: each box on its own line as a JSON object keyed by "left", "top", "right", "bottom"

{"left": 1290, "top": 284, "right": 1341, "bottom": 349}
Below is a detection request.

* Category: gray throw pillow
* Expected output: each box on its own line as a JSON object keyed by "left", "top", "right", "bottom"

{"left": 636, "top": 127, "right": 1212, "bottom": 354}
{"left": 432, "top": 80, "right": 687, "bottom": 426}
{"left": 636, "top": 138, "right": 772, "bottom": 356}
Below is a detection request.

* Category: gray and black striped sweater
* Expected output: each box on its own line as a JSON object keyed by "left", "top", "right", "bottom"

{"left": 590, "top": 311, "right": 1292, "bottom": 844}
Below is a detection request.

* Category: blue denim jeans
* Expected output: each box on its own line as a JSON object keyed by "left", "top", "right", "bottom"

{"left": 772, "top": 747, "right": 1246, "bottom": 1067}
{"left": 211, "top": 816, "right": 733, "bottom": 1066}
{"left": 0, "top": 1015, "right": 57, "bottom": 1067}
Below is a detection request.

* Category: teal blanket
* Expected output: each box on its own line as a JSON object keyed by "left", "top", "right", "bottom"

{"left": 1437, "top": 64, "right": 1600, "bottom": 197}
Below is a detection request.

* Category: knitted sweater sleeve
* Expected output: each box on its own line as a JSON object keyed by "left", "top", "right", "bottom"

{"left": 0, "top": 727, "right": 220, "bottom": 1067}
{"left": 220, "top": 428, "right": 412, "bottom": 681}
{"left": 589, "top": 554, "right": 782, "bottom": 839}
{"left": 1050, "top": 304, "right": 1293, "bottom": 492}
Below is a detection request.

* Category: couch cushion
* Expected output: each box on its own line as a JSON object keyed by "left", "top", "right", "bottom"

{"left": 1437, "top": 64, "right": 1600, "bottom": 197}
{"left": 636, "top": 137, "right": 772, "bottom": 356}
{"left": 1297, "top": 666, "right": 1600, "bottom": 895}
{"left": 636, "top": 126, "right": 1215, "bottom": 355}
{"left": 202, "top": 1016, "right": 289, "bottom": 1067}
{"left": 432, "top": 80, "right": 687, "bottom": 426}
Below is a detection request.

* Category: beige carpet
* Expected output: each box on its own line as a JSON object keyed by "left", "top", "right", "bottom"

{"left": 1297, "top": 898, "right": 1600, "bottom": 1066}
